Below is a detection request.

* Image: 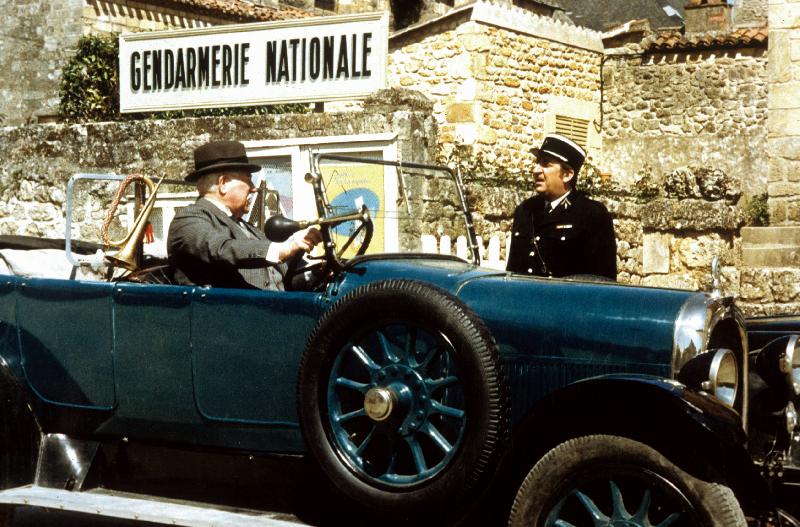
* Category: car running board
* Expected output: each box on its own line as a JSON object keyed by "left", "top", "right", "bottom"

{"left": 0, "top": 485, "right": 309, "bottom": 526}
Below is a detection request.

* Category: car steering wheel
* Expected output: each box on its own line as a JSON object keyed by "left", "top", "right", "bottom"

{"left": 334, "top": 215, "right": 374, "bottom": 260}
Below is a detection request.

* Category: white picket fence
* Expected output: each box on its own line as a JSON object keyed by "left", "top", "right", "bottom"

{"left": 420, "top": 234, "right": 510, "bottom": 270}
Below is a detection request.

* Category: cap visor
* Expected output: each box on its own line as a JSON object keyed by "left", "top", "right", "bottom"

{"left": 530, "top": 147, "right": 568, "bottom": 163}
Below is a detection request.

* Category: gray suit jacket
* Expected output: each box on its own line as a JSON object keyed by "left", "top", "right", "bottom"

{"left": 167, "top": 198, "right": 286, "bottom": 290}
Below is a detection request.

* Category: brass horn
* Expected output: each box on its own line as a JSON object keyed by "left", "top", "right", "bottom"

{"left": 101, "top": 174, "right": 165, "bottom": 271}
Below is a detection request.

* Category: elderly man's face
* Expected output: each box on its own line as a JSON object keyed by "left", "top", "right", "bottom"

{"left": 532, "top": 154, "right": 574, "bottom": 201}
{"left": 219, "top": 170, "right": 257, "bottom": 218}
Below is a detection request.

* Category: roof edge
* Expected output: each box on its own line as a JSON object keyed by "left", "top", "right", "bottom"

{"left": 390, "top": 0, "right": 603, "bottom": 53}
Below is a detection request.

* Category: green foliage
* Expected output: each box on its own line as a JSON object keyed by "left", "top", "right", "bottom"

{"left": 436, "top": 143, "right": 518, "bottom": 185}
{"left": 60, "top": 34, "right": 120, "bottom": 122}
{"left": 746, "top": 193, "right": 770, "bottom": 226}
{"left": 59, "top": 33, "right": 309, "bottom": 122}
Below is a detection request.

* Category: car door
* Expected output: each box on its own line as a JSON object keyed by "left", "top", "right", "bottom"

{"left": 108, "top": 281, "right": 196, "bottom": 437}
{"left": 189, "top": 287, "right": 321, "bottom": 440}
{"left": 15, "top": 277, "right": 115, "bottom": 410}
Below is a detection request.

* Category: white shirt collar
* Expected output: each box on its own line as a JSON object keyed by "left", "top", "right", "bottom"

{"left": 204, "top": 196, "right": 234, "bottom": 217}
{"left": 548, "top": 190, "right": 572, "bottom": 211}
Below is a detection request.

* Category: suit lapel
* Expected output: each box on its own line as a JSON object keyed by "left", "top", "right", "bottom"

{"left": 197, "top": 198, "right": 251, "bottom": 240}
{"left": 240, "top": 219, "right": 266, "bottom": 241}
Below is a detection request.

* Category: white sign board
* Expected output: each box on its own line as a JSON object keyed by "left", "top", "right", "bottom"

{"left": 119, "top": 13, "right": 388, "bottom": 113}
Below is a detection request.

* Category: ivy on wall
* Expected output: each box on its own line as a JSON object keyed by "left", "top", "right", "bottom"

{"left": 59, "top": 34, "right": 308, "bottom": 122}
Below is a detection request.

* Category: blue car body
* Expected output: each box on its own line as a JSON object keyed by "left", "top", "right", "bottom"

{"left": 1, "top": 258, "right": 688, "bottom": 450}
{"left": 0, "top": 155, "right": 797, "bottom": 526}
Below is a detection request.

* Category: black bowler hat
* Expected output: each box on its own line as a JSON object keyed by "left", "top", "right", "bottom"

{"left": 531, "top": 134, "right": 586, "bottom": 175}
{"left": 186, "top": 140, "right": 261, "bottom": 182}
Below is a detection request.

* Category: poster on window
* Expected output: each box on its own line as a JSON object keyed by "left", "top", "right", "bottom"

{"left": 254, "top": 157, "right": 293, "bottom": 218}
{"left": 319, "top": 163, "right": 385, "bottom": 257}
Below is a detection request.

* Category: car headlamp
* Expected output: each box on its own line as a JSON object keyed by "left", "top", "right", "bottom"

{"left": 786, "top": 400, "right": 798, "bottom": 438}
{"left": 755, "top": 335, "right": 800, "bottom": 398}
{"left": 677, "top": 348, "right": 738, "bottom": 408}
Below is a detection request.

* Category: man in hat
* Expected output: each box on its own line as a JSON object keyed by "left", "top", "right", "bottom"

{"left": 506, "top": 133, "right": 616, "bottom": 280}
{"left": 167, "top": 140, "right": 321, "bottom": 290}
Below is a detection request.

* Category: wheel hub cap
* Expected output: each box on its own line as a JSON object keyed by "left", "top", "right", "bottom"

{"left": 364, "top": 387, "right": 394, "bottom": 421}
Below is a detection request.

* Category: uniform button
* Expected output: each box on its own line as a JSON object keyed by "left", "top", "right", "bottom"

{"left": 560, "top": 236, "right": 565, "bottom": 241}
{"left": 535, "top": 236, "right": 540, "bottom": 241}
{"left": 514, "top": 232, "right": 519, "bottom": 237}
{"left": 529, "top": 251, "right": 535, "bottom": 256}
{"left": 527, "top": 268, "right": 533, "bottom": 273}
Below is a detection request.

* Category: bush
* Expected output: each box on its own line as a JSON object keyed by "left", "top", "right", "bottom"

{"left": 60, "top": 34, "right": 120, "bottom": 122}
{"left": 746, "top": 193, "right": 770, "bottom": 226}
{"left": 59, "top": 34, "right": 308, "bottom": 122}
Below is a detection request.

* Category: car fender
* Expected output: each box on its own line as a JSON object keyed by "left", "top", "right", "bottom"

{"left": 507, "top": 374, "right": 771, "bottom": 516}
{"left": 0, "top": 355, "right": 42, "bottom": 490}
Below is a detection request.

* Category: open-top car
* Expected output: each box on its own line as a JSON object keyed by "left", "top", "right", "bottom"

{"left": 1, "top": 154, "right": 799, "bottom": 527}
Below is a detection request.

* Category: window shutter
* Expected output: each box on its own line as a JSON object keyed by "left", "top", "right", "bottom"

{"left": 554, "top": 115, "right": 590, "bottom": 150}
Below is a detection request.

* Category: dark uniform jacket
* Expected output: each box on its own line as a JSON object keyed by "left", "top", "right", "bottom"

{"left": 506, "top": 191, "right": 617, "bottom": 280}
{"left": 167, "top": 197, "right": 287, "bottom": 290}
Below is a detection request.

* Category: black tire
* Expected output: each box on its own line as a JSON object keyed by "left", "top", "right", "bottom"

{"left": 508, "top": 435, "right": 746, "bottom": 527}
{"left": 0, "top": 372, "right": 40, "bottom": 491}
{"left": 298, "top": 279, "right": 509, "bottom": 520}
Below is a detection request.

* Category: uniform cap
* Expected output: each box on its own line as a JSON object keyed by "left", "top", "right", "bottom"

{"left": 531, "top": 134, "right": 586, "bottom": 175}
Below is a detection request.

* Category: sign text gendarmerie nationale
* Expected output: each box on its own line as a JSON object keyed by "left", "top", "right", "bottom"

{"left": 119, "top": 13, "right": 388, "bottom": 113}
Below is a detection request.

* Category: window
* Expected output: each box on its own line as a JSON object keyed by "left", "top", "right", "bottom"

{"left": 554, "top": 115, "right": 590, "bottom": 150}
{"left": 315, "top": 0, "right": 335, "bottom": 10}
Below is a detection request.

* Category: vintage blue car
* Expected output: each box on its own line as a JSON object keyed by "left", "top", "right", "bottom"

{"left": 0, "top": 155, "right": 798, "bottom": 527}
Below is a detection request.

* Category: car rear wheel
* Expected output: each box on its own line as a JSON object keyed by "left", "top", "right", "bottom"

{"left": 298, "top": 279, "right": 509, "bottom": 520}
{"left": 508, "top": 434, "right": 746, "bottom": 527}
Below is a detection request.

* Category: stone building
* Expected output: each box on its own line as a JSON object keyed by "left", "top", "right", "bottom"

{"left": 385, "top": 2, "right": 603, "bottom": 243}
{"left": 0, "top": 0, "right": 312, "bottom": 126}
{"left": 1, "top": 0, "right": 799, "bottom": 315}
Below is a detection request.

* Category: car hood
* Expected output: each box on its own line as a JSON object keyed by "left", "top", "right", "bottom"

{"left": 333, "top": 255, "right": 696, "bottom": 368}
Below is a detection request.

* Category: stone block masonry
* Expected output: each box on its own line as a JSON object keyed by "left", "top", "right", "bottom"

{"left": 388, "top": 2, "right": 602, "bottom": 173}
{"left": 600, "top": 47, "right": 768, "bottom": 197}
{"left": 768, "top": 0, "right": 800, "bottom": 225}
{"left": 83, "top": 0, "right": 223, "bottom": 35}
{"left": 0, "top": 0, "right": 83, "bottom": 125}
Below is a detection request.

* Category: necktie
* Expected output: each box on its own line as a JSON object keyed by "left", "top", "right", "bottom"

{"left": 233, "top": 217, "right": 253, "bottom": 239}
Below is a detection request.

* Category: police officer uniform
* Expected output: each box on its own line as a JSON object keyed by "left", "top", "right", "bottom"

{"left": 506, "top": 134, "right": 617, "bottom": 280}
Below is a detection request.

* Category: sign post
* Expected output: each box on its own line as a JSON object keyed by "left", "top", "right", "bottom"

{"left": 119, "top": 12, "right": 388, "bottom": 113}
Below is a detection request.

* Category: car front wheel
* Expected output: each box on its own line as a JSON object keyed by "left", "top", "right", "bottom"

{"left": 508, "top": 435, "right": 746, "bottom": 527}
{"left": 298, "top": 279, "right": 509, "bottom": 521}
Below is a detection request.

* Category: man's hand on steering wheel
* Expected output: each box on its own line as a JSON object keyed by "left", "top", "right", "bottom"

{"left": 278, "top": 227, "right": 322, "bottom": 262}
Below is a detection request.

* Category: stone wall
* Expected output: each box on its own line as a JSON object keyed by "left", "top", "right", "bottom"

{"left": 0, "top": 0, "right": 313, "bottom": 126}
{"left": 388, "top": 3, "right": 602, "bottom": 172}
{"left": 0, "top": 0, "right": 83, "bottom": 125}
{"left": 734, "top": 0, "right": 768, "bottom": 27}
{"left": 0, "top": 92, "right": 435, "bottom": 243}
{"left": 83, "top": 0, "right": 224, "bottom": 34}
{"left": 768, "top": 0, "right": 800, "bottom": 225}
{"left": 599, "top": 46, "right": 768, "bottom": 197}
{"left": 0, "top": 0, "right": 236, "bottom": 126}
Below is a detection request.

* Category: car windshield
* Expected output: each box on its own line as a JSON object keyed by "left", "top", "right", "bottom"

{"left": 312, "top": 154, "right": 478, "bottom": 264}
